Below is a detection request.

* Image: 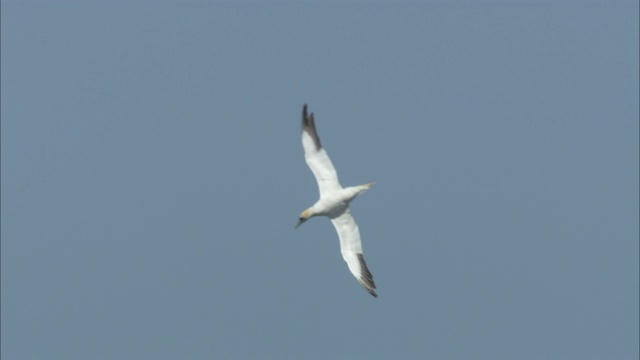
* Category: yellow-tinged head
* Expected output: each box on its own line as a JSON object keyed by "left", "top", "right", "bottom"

{"left": 295, "top": 208, "right": 313, "bottom": 229}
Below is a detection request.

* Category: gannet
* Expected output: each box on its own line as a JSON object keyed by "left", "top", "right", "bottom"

{"left": 295, "top": 104, "right": 378, "bottom": 298}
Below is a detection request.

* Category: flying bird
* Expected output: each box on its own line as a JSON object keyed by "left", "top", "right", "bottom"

{"left": 295, "top": 104, "right": 378, "bottom": 297}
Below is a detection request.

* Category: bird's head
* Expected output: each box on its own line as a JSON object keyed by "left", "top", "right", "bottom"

{"left": 295, "top": 208, "right": 313, "bottom": 229}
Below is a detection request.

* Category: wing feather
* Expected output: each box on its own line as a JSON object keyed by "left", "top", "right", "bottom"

{"left": 301, "top": 104, "right": 342, "bottom": 197}
{"left": 330, "top": 209, "right": 377, "bottom": 297}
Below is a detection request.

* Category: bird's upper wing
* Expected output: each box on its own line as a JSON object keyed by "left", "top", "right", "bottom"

{"left": 301, "top": 104, "right": 342, "bottom": 197}
{"left": 330, "top": 208, "right": 377, "bottom": 297}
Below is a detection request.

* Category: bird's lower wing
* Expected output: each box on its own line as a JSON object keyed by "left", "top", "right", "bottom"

{"left": 330, "top": 209, "right": 377, "bottom": 297}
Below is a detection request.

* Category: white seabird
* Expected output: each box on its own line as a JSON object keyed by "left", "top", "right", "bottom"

{"left": 295, "top": 104, "right": 378, "bottom": 298}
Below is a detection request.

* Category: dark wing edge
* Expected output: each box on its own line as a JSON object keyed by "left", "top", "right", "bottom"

{"left": 357, "top": 253, "right": 378, "bottom": 298}
{"left": 302, "top": 104, "right": 322, "bottom": 151}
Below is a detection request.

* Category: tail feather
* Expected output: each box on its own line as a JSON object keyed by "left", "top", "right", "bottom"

{"left": 361, "top": 181, "right": 375, "bottom": 190}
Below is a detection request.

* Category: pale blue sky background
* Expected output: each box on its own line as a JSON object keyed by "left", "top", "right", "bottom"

{"left": 2, "top": 1, "right": 638, "bottom": 359}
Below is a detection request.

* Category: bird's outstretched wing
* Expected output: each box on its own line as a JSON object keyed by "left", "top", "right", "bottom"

{"left": 330, "top": 208, "right": 377, "bottom": 297}
{"left": 301, "top": 104, "right": 342, "bottom": 197}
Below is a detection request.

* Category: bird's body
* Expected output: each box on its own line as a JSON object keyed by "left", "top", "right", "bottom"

{"left": 295, "top": 104, "right": 378, "bottom": 297}
{"left": 307, "top": 185, "right": 370, "bottom": 217}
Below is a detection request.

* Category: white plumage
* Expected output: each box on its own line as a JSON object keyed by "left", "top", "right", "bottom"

{"left": 295, "top": 104, "right": 377, "bottom": 297}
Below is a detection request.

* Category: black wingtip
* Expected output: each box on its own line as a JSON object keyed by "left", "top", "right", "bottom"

{"left": 302, "top": 104, "right": 313, "bottom": 127}
{"left": 357, "top": 253, "right": 378, "bottom": 298}
{"left": 301, "top": 104, "right": 322, "bottom": 150}
{"left": 370, "top": 290, "right": 378, "bottom": 298}
{"left": 363, "top": 284, "right": 378, "bottom": 298}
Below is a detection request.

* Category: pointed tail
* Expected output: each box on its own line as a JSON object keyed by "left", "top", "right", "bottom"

{"left": 360, "top": 181, "right": 376, "bottom": 191}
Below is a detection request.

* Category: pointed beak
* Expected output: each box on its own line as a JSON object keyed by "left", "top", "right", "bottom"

{"left": 295, "top": 218, "right": 305, "bottom": 229}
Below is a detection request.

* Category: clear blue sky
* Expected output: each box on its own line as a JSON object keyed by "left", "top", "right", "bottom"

{"left": 2, "top": 1, "right": 638, "bottom": 359}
